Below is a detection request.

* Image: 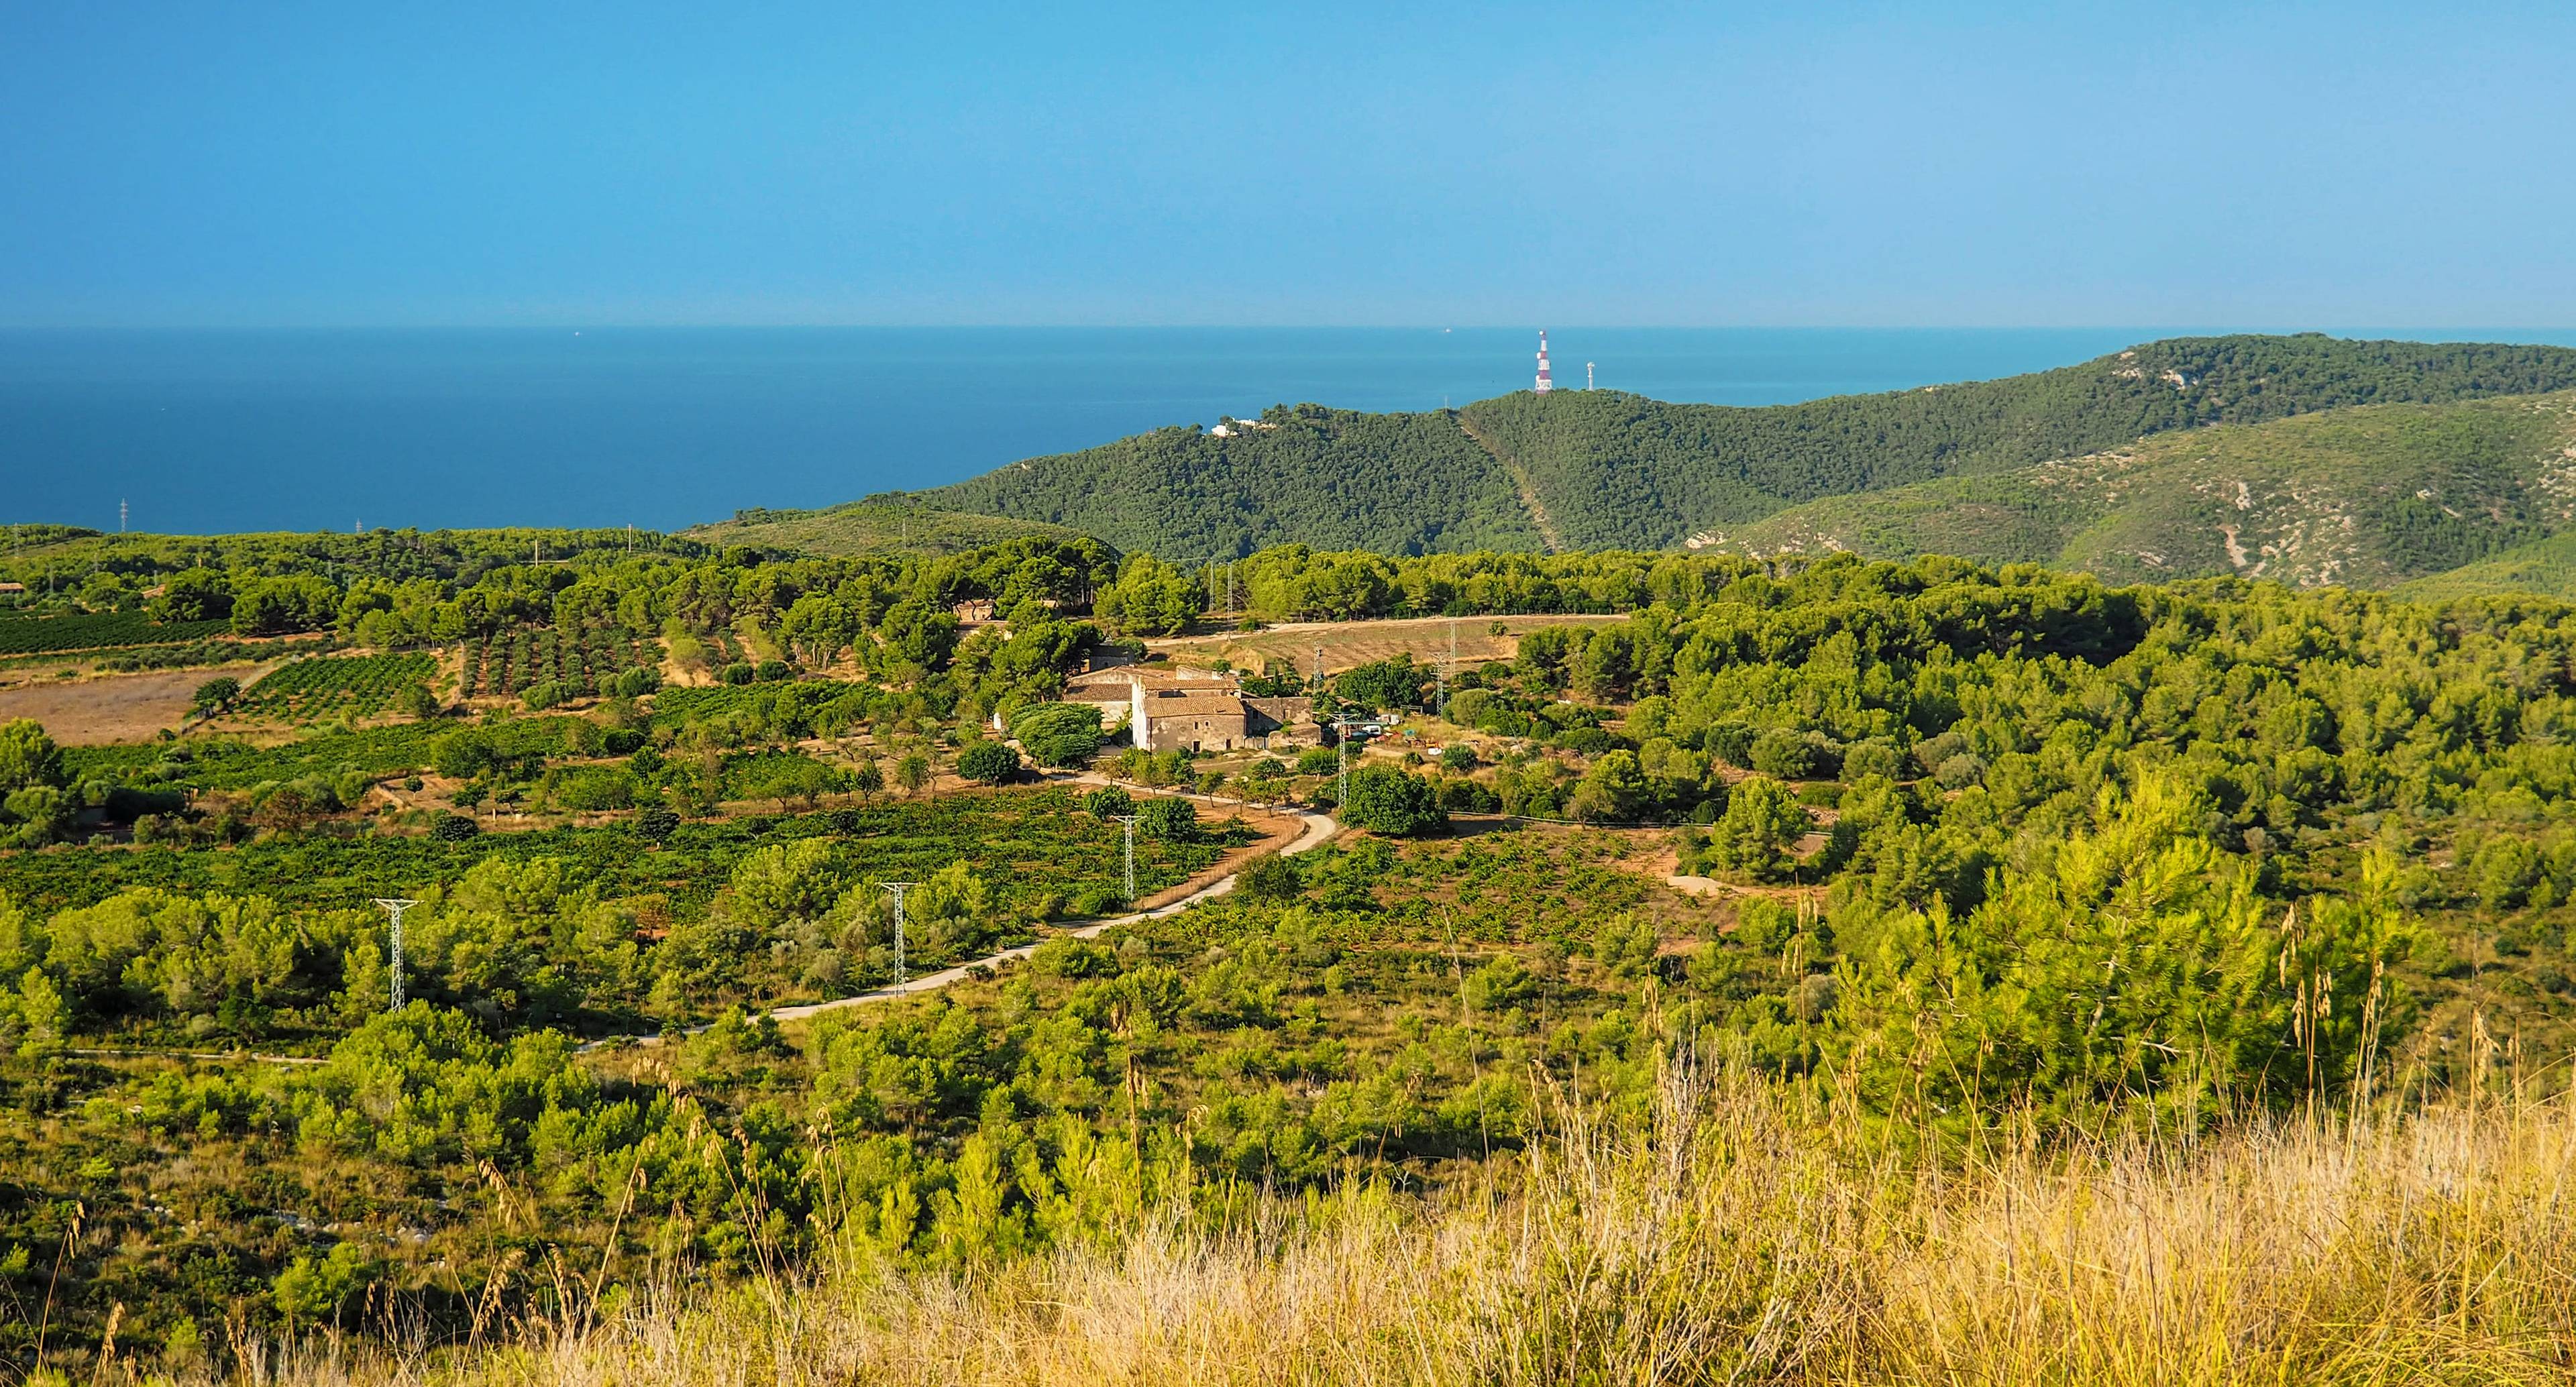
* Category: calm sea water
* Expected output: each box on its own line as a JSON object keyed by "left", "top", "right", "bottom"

{"left": 9, "top": 327, "right": 2573, "bottom": 536}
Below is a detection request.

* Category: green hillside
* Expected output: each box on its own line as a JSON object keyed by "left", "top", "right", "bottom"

{"left": 879, "top": 334, "right": 2576, "bottom": 558}
{"left": 683, "top": 500, "right": 1091, "bottom": 557}
{"left": 2396, "top": 527, "right": 2576, "bottom": 601}
{"left": 1707, "top": 391, "right": 2576, "bottom": 588}
{"left": 904, "top": 404, "right": 1544, "bottom": 557}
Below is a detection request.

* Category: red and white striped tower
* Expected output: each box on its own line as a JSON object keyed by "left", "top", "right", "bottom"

{"left": 1534, "top": 331, "right": 1554, "bottom": 394}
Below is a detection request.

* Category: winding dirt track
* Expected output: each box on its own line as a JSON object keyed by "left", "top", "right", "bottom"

{"left": 763, "top": 789, "right": 1338, "bottom": 1023}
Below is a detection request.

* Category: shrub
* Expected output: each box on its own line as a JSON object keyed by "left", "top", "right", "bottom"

{"left": 1136, "top": 795, "right": 1199, "bottom": 842}
{"left": 429, "top": 812, "right": 480, "bottom": 842}
{"left": 1439, "top": 777, "right": 1500, "bottom": 813}
{"left": 1085, "top": 785, "right": 1134, "bottom": 820}
{"left": 1703, "top": 775, "right": 1808, "bottom": 882}
{"left": 1439, "top": 744, "right": 1477, "bottom": 772}
{"left": 718, "top": 663, "right": 756, "bottom": 686}
{"left": 1750, "top": 728, "right": 1822, "bottom": 779}
{"left": 1342, "top": 764, "right": 1448, "bottom": 836}
{"left": 193, "top": 676, "right": 241, "bottom": 712}
{"left": 1294, "top": 745, "right": 1341, "bottom": 776}
{"left": 1841, "top": 738, "right": 1902, "bottom": 781}
{"left": 636, "top": 806, "right": 682, "bottom": 842}
{"left": 521, "top": 679, "right": 570, "bottom": 712}
{"left": 396, "top": 683, "right": 443, "bottom": 721}
{"left": 1556, "top": 726, "right": 1617, "bottom": 755}
{"left": 1238, "top": 852, "right": 1303, "bottom": 900}
{"left": 755, "top": 659, "right": 791, "bottom": 683}
{"left": 610, "top": 666, "right": 663, "bottom": 698}
{"left": 1013, "top": 702, "right": 1104, "bottom": 768}
{"left": 956, "top": 739, "right": 1022, "bottom": 785}
{"left": 1705, "top": 721, "right": 1757, "bottom": 769}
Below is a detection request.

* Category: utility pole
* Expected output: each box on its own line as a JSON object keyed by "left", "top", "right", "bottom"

{"left": 1110, "top": 815, "right": 1139, "bottom": 903}
{"left": 371, "top": 899, "right": 419, "bottom": 1011}
{"left": 1331, "top": 719, "right": 1368, "bottom": 807}
{"left": 877, "top": 882, "right": 917, "bottom": 989}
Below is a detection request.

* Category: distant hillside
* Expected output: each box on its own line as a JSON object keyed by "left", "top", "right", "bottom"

{"left": 1705, "top": 392, "right": 2576, "bottom": 588}
{"left": 2395, "top": 527, "right": 2576, "bottom": 602}
{"left": 684, "top": 501, "right": 1091, "bottom": 557}
{"left": 904, "top": 406, "right": 1544, "bottom": 557}
{"left": 877, "top": 335, "right": 2576, "bottom": 558}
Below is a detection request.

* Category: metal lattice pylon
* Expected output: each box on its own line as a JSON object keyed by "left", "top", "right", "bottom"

{"left": 370, "top": 899, "right": 419, "bottom": 1011}
{"left": 877, "top": 882, "right": 918, "bottom": 989}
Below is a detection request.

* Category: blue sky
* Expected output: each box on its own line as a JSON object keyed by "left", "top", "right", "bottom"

{"left": 6, "top": 1, "right": 2575, "bottom": 327}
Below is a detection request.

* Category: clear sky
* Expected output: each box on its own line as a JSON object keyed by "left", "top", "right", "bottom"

{"left": 7, "top": 1, "right": 2575, "bottom": 327}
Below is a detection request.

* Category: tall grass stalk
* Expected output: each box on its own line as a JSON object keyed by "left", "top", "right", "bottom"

{"left": 223, "top": 1062, "right": 2576, "bottom": 1387}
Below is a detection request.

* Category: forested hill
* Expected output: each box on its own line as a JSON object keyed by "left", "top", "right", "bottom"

{"left": 1459, "top": 335, "right": 2576, "bottom": 550}
{"left": 1703, "top": 390, "right": 2576, "bottom": 588}
{"left": 830, "top": 334, "right": 2576, "bottom": 560}
{"left": 902, "top": 404, "right": 1548, "bottom": 557}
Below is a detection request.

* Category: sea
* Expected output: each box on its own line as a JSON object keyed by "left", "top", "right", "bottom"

{"left": 8, "top": 327, "right": 2575, "bottom": 537}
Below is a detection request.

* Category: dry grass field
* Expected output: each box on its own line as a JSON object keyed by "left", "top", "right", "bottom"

{"left": 1149, "top": 613, "right": 1631, "bottom": 677}
{"left": 224, "top": 1063, "right": 2576, "bottom": 1387}
{"left": 0, "top": 661, "right": 280, "bottom": 744}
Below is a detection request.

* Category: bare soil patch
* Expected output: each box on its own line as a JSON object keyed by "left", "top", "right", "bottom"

{"left": 0, "top": 661, "right": 285, "bottom": 745}
{"left": 1148, "top": 614, "right": 1631, "bottom": 677}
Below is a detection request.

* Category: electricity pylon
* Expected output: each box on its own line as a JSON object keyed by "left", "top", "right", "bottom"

{"left": 1110, "top": 815, "right": 1139, "bottom": 903}
{"left": 877, "top": 882, "right": 917, "bottom": 989}
{"left": 370, "top": 899, "right": 419, "bottom": 1011}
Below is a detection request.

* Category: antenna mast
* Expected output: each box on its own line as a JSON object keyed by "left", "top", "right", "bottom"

{"left": 371, "top": 899, "right": 419, "bottom": 1010}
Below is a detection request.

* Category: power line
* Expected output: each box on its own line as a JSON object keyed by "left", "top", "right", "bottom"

{"left": 370, "top": 899, "right": 419, "bottom": 1011}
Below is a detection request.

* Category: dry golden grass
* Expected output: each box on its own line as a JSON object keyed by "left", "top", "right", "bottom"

{"left": 226, "top": 1064, "right": 2576, "bottom": 1387}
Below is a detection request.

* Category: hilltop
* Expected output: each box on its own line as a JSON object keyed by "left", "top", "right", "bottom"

{"left": 1703, "top": 390, "right": 2576, "bottom": 586}
{"left": 784, "top": 334, "right": 2576, "bottom": 562}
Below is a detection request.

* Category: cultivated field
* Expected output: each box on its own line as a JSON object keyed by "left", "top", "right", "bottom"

{"left": 1150, "top": 612, "right": 1631, "bottom": 675}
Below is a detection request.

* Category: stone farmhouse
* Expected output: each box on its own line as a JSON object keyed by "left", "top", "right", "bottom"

{"left": 1060, "top": 666, "right": 1318, "bottom": 753}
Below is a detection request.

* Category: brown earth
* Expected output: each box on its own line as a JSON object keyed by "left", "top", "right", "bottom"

{"left": 1147, "top": 613, "right": 1631, "bottom": 677}
{"left": 0, "top": 661, "right": 285, "bottom": 745}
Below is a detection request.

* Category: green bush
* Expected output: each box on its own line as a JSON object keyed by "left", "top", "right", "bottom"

{"left": 1237, "top": 852, "right": 1303, "bottom": 900}
{"left": 1136, "top": 795, "right": 1198, "bottom": 842}
{"left": 957, "top": 739, "right": 1022, "bottom": 785}
{"left": 1750, "top": 728, "right": 1823, "bottom": 779}
{"left": 1012, "top": 702, "right": 1104, "bottom": 768}
{"left": 636, "top": 806, "right": 682, "bottom": 842}
{"left": 1341, "top": 764, "right": 1447, "bottom": 836}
